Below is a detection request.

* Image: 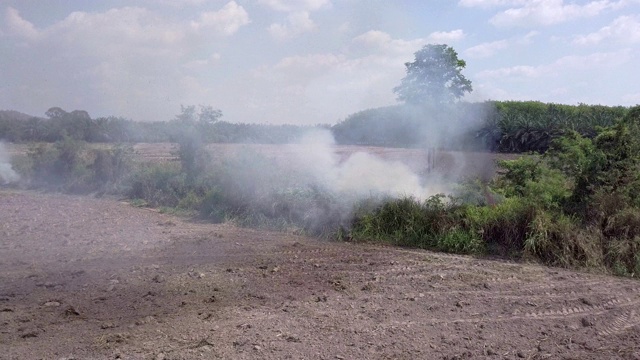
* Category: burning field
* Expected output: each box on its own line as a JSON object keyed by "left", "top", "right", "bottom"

{"left": 1, "top": 190, "right": 640, "bottom": 359}
{"left": 1, "top": 141, "right": 640, "bottom": 359}
{"left": 3, "top": 1, "right": 639, "bottom": 358}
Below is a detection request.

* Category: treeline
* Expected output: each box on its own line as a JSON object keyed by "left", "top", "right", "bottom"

{"left": 0, "top": 107, "right": 318, "bottom": 144}
{"left": 331, "top": 102, "right": 491, "bottom": 150}
{"left": 479, "top": 101, "right": 628, "bottom": 153}
{"left": 1, "top": 102, "right": 632, "bottom": 153}
{"left": 332, "top": 101, "right": 630, "bottom": 152}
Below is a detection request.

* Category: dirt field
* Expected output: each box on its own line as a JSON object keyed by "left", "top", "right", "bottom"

{"left": 2, "top": 189, "right": 640, "bottom": 359}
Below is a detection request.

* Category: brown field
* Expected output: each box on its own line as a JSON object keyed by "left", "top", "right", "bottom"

{"left": 1, "top": 190, "right": 640, "bottom": 359}
{"left": 2, "top": 143, "right": 639, "bottom": 359}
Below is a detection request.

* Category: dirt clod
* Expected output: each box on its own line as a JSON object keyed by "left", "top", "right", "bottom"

{"left": 64, "top": 306, "right": 80, "bottom": 316}
{"left": 581, "top": 317, "right": 594, "bottom": 327}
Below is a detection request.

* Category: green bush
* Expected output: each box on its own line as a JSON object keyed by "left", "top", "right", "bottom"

{"left": 128, "top": 163, "right": 187, "bottom": 207}
{"left": 91, "top": 145, "right": 133, "bottom": 192}
{"left": 15, "top": 137, "right": 133, "bottom": 193}
{"left": 351, "top": 195, "right": 483, "bottom": 254}
{"left": 496, "top": 157, "right": 571, "bottom": 210}
{"left": 462, "top": 198, "right": 533, "bottom": 256}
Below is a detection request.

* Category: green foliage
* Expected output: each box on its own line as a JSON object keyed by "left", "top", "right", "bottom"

{"left": 393, "top": 44, "right": 472, "bottom": 104}
{"left": 351, "top": 195, "right": 483, "bottom": 254}
{"left": 1, "top": 107, "right": 319, "bottom": 145}
{"left": 349, "top": 108, "right": 640, "bottom": 277}
{"left": 331, "top": 102, "right": 489, "bottom": 149}
{"left": 17, "top": 137, "right": 132, "bottom": 193}
{"left": 91, "top": 145, "right": 133, "bottom": 191}
{"left": 496, "top": 157, "right": 570, "bottom": 209}
{"left": 128, "top": 163, "right": 187, "bottom": 207}
{"left": 331, "top": 100, "right": 628, "bottom": 151}
{"left": 2, "top": 101, "right": 629, "bottom": 153}
{"left": 478, "top": 101, "right": 628, "bottom": 153}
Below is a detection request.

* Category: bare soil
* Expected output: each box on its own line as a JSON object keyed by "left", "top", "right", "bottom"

{"left": 2, "top": 189, "right": 640, "bottom": 360}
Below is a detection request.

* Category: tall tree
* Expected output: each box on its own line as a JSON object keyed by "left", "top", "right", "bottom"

{"left": 394, "top": 44, "right": 472, "bottom": 105}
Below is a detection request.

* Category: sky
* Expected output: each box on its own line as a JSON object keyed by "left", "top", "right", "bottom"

{"left": 1, "top": 0, "right": 639, "bottom": 125}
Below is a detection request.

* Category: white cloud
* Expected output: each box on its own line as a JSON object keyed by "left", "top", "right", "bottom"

{"left": 268, "top": 11, "right": 316, "bottom": 40}
{"left": 3, "top": 1, "right": 637, "bottom": 125}
{"left": 465, "top": 31, "right": 538, "bottom": 59}
{"left": 352, "top": 29, "right": 463, "bottom": 56}
{"left": 190, "top": 1, "right": 250, "bottom": 35}
{"left": 48, "top": 7, "right": 185, "bottom": 47}
{"left": 261, "top": 0, "right": 330, "bottom": 40}
{"left": 4, "top": 7, "right": 39, "bottom": 40}
{"left": 426, "top": 29, "right": 466, "bottom": 43}
{"left": 353, "top": 30, "right": 393, "bottom": 45}
{"left": 573, "top": 15, "right": 640, "bottom": 45}
{"left": 465, "top": 39, "right": 508, "bottom": 58}
{"left": 553, "top": 49, "right": 631, "bottom": 69}
{"left": 0, "top": 3, "right": 251, "bottom": 122}
{"left": 258, "top": 0, "right": 331, "bottom": 12}
{"left": 477, "top": 65, "right": 542, "bottom": 79}
{"left": 352, "top": 30, "right": 425, "bottom": 55}
{"left": 245, "top": 31, "right": 434, "bottom": 123}
{"left": 489, "top": 0, "right": 630, "bottom": 27}
{"left": 477, "top": 49, "right": 631, "bottom": 79}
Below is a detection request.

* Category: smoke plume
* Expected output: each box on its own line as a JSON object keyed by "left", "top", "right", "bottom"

{"left": 0, "top": 143, "right": 20, "bottom": 184}
{"left": 290, "top": 129, "right": 440, "bottom": 199}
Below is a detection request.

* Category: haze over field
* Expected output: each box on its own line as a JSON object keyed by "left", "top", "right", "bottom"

{"left": 1, "top": 0, "right": 639, "bottom": 124}
{"left": 0, "top": 142, "right": 19, "bottom": 184}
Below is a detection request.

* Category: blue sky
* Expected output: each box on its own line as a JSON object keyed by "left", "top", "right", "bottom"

{"left": 1, "top": 0, "right": 639, "bottom": 124}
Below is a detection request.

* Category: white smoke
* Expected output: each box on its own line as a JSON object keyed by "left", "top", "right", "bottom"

{"left": 290, "top": 129, "right": 442, "bottom": 200}
{"left": 0, "top": 143, "right": 20, "bottom": 184}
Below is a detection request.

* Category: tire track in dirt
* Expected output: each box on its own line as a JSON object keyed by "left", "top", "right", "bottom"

{"left": 255, "top": 239, "right": 640, "bottom": 340}
{"left": 598, "top": 310, "right": 640, "bottom": 336}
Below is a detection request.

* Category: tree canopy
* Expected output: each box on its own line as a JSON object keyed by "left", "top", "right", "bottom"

{"left": 393, "top": 44, "right": 472, "bottom": 105}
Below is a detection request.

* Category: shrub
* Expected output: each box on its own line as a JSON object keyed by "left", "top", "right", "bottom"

{"left": 91, "top": 145, "right": 133, "bottom": 193}
{"left": 18, "top": 138, "right": 133, "bottom": 193}
{"left": 23, "top": 137, "right": 92, "bottom": 191}
{"left": 128, "top": 163, "right": 186, "bottom": 207}
{"left": 351, "top": 195, "right": 483, "bottom": 254}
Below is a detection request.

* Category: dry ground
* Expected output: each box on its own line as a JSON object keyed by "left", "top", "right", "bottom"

{"left": 2, "top": 189, "right": 640, "bottom": 360}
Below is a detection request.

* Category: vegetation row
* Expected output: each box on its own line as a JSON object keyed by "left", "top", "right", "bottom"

{"left": 1, "top": 101, "right": 630, "bottom": 154}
